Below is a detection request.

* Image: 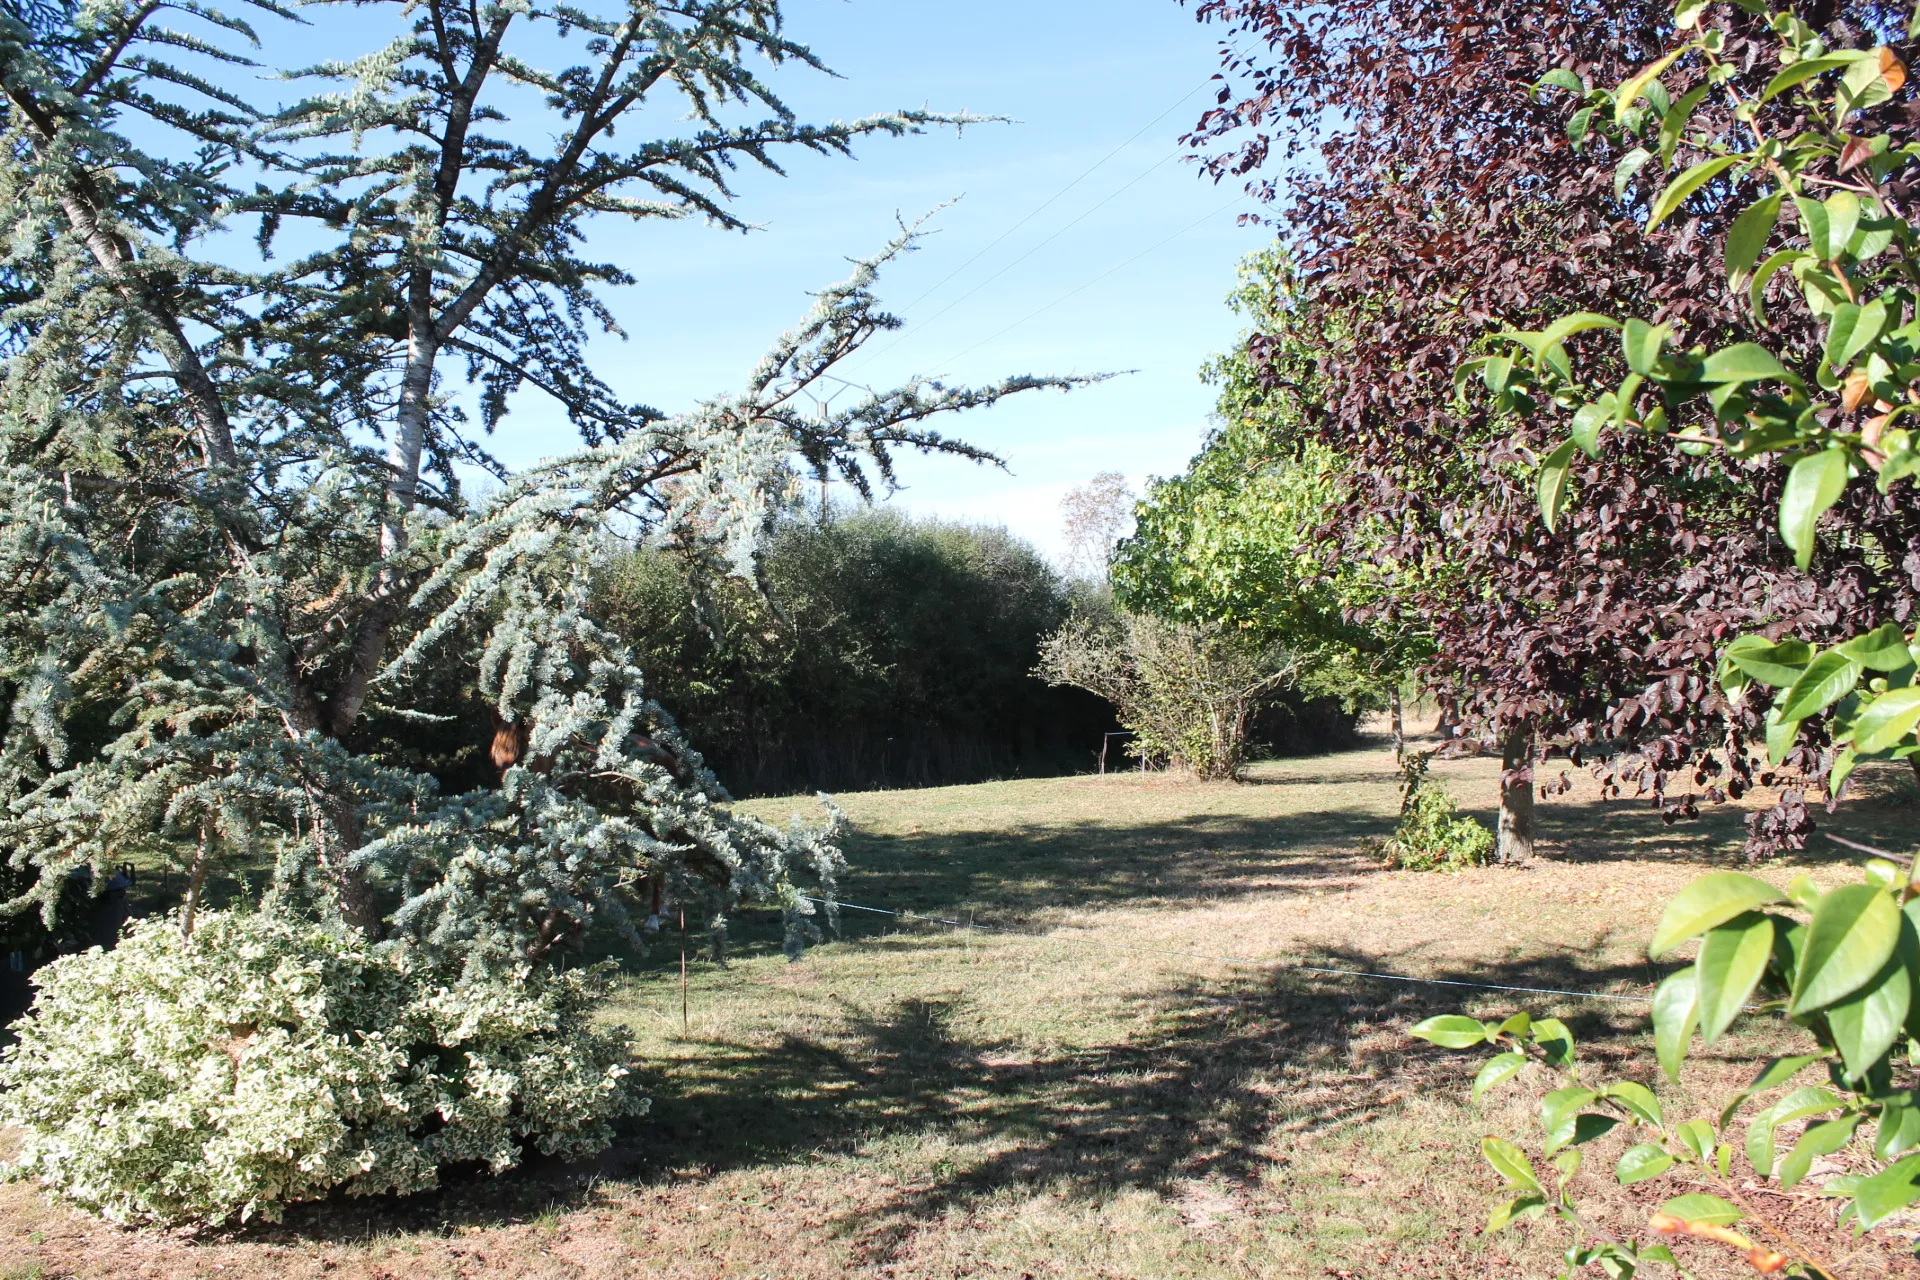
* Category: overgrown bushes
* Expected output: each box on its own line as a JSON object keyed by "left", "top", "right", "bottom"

{"left": 0, "top": 911, "right": 641, "bottom": 1226}
{"left": 595, "top": 510, "right": 1116, "bottom": 794}
{"left": 1033, "top": 609, "right": 1298, "bottom": 780}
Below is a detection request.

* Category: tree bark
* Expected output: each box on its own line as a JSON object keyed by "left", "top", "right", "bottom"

{"left": 1390, "top": 687, "right": 1405, "bottom": 761}
{"left": 180, "top": 820, "right": 213, "bottom": 940}
{"left": 1497, "top": 723, "right": 1535, "bottom": 864}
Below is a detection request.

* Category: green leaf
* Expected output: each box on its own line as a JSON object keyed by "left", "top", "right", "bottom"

{"left": 1853, "top": 1153, "right": 1920, "bottom": 1229}
{"left": 1748, "top": 1086, "right": 1844, "bottom": 1177}
{"left": 1650, "top": 872, "right": 1789, "bottom": 957}
{"left": 1840, "top": 623, "right": 1916, "bottom": 673}
{"left": 1832, "top": 745, "right": 1858, "bottom": 796}
{"left": 1647, "top": 155, "right": 1743, "bottom": 231}
{"left": 1620, "top": 318, "right": 1671, "bottom": 375}
{"left": 1617, "top": 48, "right": 1683, "bottom": 122}
{"left": 1750, "top": 249, "right": 1811, "bottom": 322}
{"left": 1675, "top": 1118, "right": 1716, "bottom": 1161}
{"left": 1726, "top": 191, "right": 1783, "bottom": 286}
{"left": 1410, "top": 1014, "right": 1493, "bottom": 1048}
{"left": 1615, "top": 147, "right": 1653, "bottom": 199}
{"left": 1750, "top": 1054, "right": 1822, "bottom": 1092}
{"left": 1571, "top": 402, "right": 1608, "bottom": 458}
{"left": 1825, "top": 298, "right": 1891, "bottom": 372}
{"left": 1825, "top": 940, "right": 1912, "bottom": 1081}
{"left": 1474, "top": 1051, "right": 1527, "bottom": 1101}
{"left": 1536, "top": 67, "right": 1587, "bottom": 95}
{"left": 1481, "top": 1135, "right": 1541, "bottom": 1192}
{"left": 1842, "top": 49, "right": 1898, "bottom": 111}
{"left": 1539, "top": 313, "right": 1623, "bottom": 351}
{"left": 1778, "top": 649, "right": 1865, "bottom": 721}
{"left": 1765, "top": 703, "right": 1804, "bottom": 766}
{"left": 1795, "top": 193, "right": 1831, "bottom": 257}
{"left": 1606, "top": 1080, "right": 1664, "bottom": 1128}
{"left": 1877, "top": 1097, "right": 1920, "bottom": 1161}
{"left": 1697, "top": 912, "right": 1774, "bottom": 1044}
{"left": 1791, "top": 883, "right": 1901, "bottom": 1015}
{"left": 1854, "top": 687, "right": 1920, "bottom": 754}
{"left": 1779, "top": 1114, "right": 1862, "bottom": 1188}
{"left": 1568, "top": 104, "right": 1596, "bottom": 148}
{"left": 1481, "top": 354, "right": 1514, "bottom": 394}
{"left": 1541, "top": 1086, "right": 1600, "bottom": 1134}
{"left": 1780, "top": 449, "right": 1852, "bottom": 569}
{"left": 1823, "top": 191, "right": 1864, "bottom": 259}
{"left": 1617, "top": 1143, "right": 1674, "bottom": 1185}
{"left": 1658, "top": 83, "right": 1712, "bottom": 168}
{"left": 1530, "top": 1017, "right": 1575, "bottom": 1066}
{"left": 1852, "top": 212, "right": 1897, "bottom": 261}
{"left": 1546, "top": 1111, "right": 1620, "bottom": 1155}
{"left": 1538, "top": 438, "right": 1577, "bottom": 533}
{"left": 1725, "top": 635, "right": 1814, "bottom": 687}
{"left": 1653, "top": 968, "right": 1698, "bottom": 1083}
{"left": 1699, "top": 342, "right": 1790, "bottom": 383}
{"left": 1455, "top": 356, "right": 1492, "bottom": 399}
{"left": 1658, "top": 1192, "right": 1741, "bottom": 1226}
{"left": 1761, "top": 51, "right": 1877, "bottom": 103}
{"left": 1495, "top": 1012, "right": 1533, "bottom": 1037}
{"left": 1486, "top": 1193, "right": 1546, "bottom": 1232}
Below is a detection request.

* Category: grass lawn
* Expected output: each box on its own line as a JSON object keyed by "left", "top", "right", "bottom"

{"left": 2, "top": 731, "right": 1917, "bottom": 1279}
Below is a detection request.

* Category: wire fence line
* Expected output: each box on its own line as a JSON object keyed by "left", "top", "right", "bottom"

{"left": 796, "top": 894, "right": 1659, "bottom": 1008}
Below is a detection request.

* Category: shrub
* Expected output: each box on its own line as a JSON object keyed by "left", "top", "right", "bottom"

{"left": 1033, "top": 608, "right": 1297, "bottom": 781}
{"left": 0, "top": 910, "right": 643, "bottom": 1226}
{"left": 1378, "top": 753, "right": 1493, "bottom": 872}
{"left": 595, "top": 509, "right": 1115, "bottom": 793}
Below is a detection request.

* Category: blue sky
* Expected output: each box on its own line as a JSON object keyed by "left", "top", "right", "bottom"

{"left": 471, "top": 0, "right": 1269, "bottom": 561}
{"left": 201, "top": 0, "right": 1267, "bottom": 561}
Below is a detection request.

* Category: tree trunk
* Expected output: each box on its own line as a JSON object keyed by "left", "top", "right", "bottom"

{"left": 1910, "top": 755, "right": 1920, "bottom": 790}
{"left": 1497, "top": 724, "right": 1535, "bottom": 864}
{"left": 1390, "top": 687, "right": 1405, "bottom": 761}
{"left": 383, "top": 336, "right": 439, "bottom": 556}
{"left": 180, "top": 821, "right": 213, "bottom": 940}
{"left": 312, "top": 784, "right": 383, "bottom": 935}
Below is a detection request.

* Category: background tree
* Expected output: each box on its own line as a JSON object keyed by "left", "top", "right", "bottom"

{"left": 1060, "top": 471, "right": 1137, "bottom": 582}
{"left": 594, "top": 509, "right": 1116, "bottom": 794}
{"left": 1034, "top": 609, "right": 1296, "bottom": 780}
{"left": 1112, "top": 247, "right": 1433, "bottom": 757}
{"left": 1178, "top": 0, "right": 1920, "bottom": 858}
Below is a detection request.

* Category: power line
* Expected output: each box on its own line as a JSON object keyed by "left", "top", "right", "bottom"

{"left": 927, "top": 192, "right": 1247, "bottom": 370}
{"left": 848, "top": 78, "right": 1216, "bottom": 374}
{"left": 865, "top": 153, "right": 1180, "bottom": 360}
{"left": 890, "top": 78, "right": 1216, "bottom": 320}
{"left": 799, "top": 894, "right": 1658, "bottom": 1007}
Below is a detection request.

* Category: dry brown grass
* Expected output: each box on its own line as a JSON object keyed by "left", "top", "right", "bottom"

{"left": 3, "top": 730, "right": 1917, "bottom": 1279}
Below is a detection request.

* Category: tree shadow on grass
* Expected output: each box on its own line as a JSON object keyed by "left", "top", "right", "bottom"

{"left": 1462, "top": 759, "right": 1920, "bottom": 869}
{"left": 601, "top": 806, "right": 1395, "bottom": 974}
{"left": 624, "top": 941, "right": 1697, "bottom": 1270}
{"left": 247, "top": 936, "right": 1664, "bottom": 1247}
